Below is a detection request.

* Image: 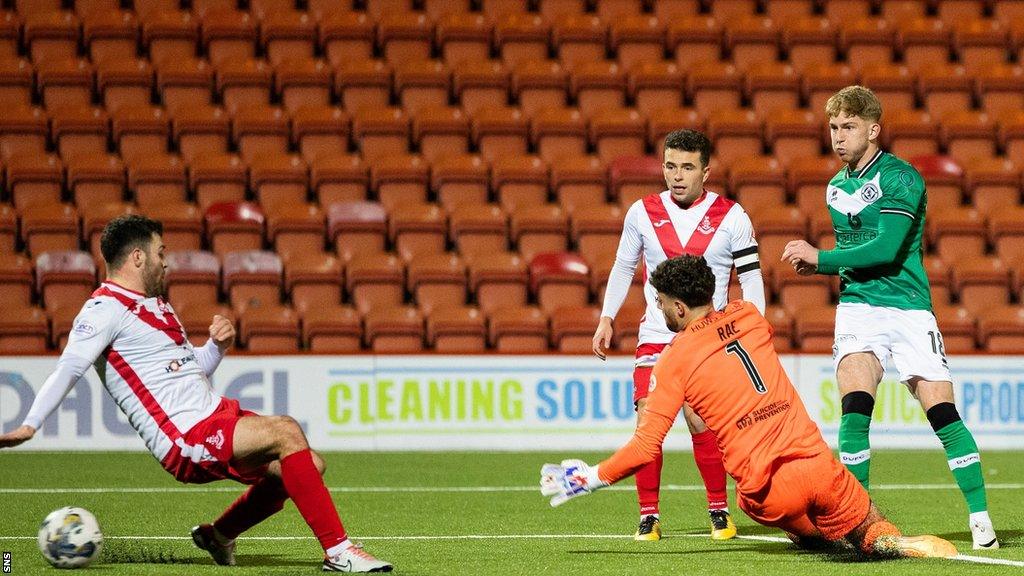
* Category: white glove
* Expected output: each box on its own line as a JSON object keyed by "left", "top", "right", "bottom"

{"left": 540, "top": 459, "right": 607, "bottom": 507}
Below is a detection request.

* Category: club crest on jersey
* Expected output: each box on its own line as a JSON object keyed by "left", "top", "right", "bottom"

{"left": 648, "top": 373, "right": 657, "bottom": 393}
{"left": 860, "top": 182, "right": 881, "bottom": 203}
{"left": 205, "top": 429, "right": 225, "bottom": 451}
{"left": 696, "top": 216, "right": 716, "bottom": 235}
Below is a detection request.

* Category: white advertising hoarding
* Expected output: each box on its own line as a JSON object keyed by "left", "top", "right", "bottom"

{"left": 1, "top": 355, "right": 1022, "bottom": 451}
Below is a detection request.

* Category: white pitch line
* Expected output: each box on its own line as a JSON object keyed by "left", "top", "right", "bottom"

{"left": 1, "top": 483, "right": 1023, "bottom": 494}
{"left": 0, "top": 533, "right": 1020, "bottom": 567}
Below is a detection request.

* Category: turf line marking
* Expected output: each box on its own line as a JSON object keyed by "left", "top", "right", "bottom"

{"left": 1, "top": 534, "right": 1020, "bottom": 565}
{"left": 2, "top": 483, "right": 1023, "bottom": 494}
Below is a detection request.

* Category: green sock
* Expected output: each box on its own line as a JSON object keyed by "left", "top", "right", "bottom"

{"left": 839, "top": 412, "right": 872, "bottom": 489}
{"left": 936, "top": 420, "right": 988, "bottom": 513}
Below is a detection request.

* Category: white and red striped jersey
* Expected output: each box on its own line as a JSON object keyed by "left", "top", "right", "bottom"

{"left": 600, "top": 190, "right": 765, "bottom": 352}
{"left": 24, "top": 281, "right": 222, "bottom": 464}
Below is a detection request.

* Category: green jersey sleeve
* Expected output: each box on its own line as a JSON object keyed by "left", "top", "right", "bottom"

{"left": 876, "top": 167, "right": 924, "bottom": 221}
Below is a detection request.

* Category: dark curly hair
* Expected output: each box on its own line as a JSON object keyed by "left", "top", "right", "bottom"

{"left": 663, "top": 129, "right": 713, "bottom": 168}
{"left": 100, "top": 215, "right": 163, "bottom": 269}
{"left": 649, "top": 255, "right": 715, "bottom": 308}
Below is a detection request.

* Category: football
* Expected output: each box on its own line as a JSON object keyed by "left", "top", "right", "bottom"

{"left": 37, "top": 507, "right": 103, "bottom": 569}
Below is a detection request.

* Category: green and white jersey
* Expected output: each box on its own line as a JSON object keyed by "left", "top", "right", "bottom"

{"left": 824, "top": 149, "right": 932, "bottom": 311}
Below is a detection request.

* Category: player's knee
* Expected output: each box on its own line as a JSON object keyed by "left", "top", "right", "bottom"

{"left": 837, "top": 353, "right": 882, "bottom": 391}
{"left": 272, "top": 416, "right": 308, "bottom": 452}
{"left": 311, "top": 450, "right": 326, "bottom": 475}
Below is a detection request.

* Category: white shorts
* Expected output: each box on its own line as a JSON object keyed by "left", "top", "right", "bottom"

{"left": 833, "top": 303, "right": 952, "bottom": 383}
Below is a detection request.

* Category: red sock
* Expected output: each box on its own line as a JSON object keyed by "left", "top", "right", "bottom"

{"left": 635, "top": 448, "right": 663, "bottom": 516}
{"left": 280, "top": 449, "right": 348, "bottom": 552}
{"left": 214, "top": 477, "right": 288, "bottom": 540}
{"left": 692, "top": 430, "right": 728, "bottom": 510}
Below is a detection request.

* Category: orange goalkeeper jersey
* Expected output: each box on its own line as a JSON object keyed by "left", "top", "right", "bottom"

{"left": 598, "top": 300, "right": 829, "bottom": 493}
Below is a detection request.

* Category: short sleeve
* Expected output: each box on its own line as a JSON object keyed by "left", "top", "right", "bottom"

{"left": 63, "top": 297, "right": 121, "bottom": 362}
{"left": 878, "top": 167, "right": 924, "bottom": 220}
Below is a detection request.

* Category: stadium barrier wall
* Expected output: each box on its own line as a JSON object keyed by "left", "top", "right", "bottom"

{"left": 2, "top": 355, "right": 1023, "bottom": 451}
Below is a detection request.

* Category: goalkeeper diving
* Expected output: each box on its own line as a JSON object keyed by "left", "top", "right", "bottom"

{"left": 541, "top": 255, "right": 957, "bottom": 559}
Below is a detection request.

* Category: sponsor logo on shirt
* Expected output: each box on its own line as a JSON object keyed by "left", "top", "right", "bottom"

{"left": 164, "top": 353, "right": 196, "bottom": 373}
{"left": 72, "top": 321, "right": 96, "bottom": 336}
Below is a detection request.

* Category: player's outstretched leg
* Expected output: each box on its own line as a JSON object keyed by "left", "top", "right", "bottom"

{"left": 846, "top": 502, "right": 957, "bottom": 559}
{"left": 836, "top": 353, "right": 882, "bottom": 490}
{"left": 231, "top": 415, "right": 393, "bottom": 572}
{"left": 686, "top": 407, "right": 735, "bottom": 541}
{"left": 922, "top": 396, "right": 999, "bottom": 550}
{"left": 633, "top": 394, "right": 662, "bottom": 541}
{"left": 192, "top": 475, "right": 289, "bottom": 566}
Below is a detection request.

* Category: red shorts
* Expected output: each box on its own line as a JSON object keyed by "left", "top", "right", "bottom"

{"left": 161, "top": 398, "right": 266, "bottom": 485}
{"left": 737, "top": 451, "right": 871, "bottom": 541}
{"left": 632, "top": 343, "right": 668, "bottom": 404}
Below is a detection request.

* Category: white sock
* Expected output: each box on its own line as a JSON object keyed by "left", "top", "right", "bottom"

{"left": 325, "top": 538, "right": 353, "bottom": 558}
{"left": 969, "top": 511, "right": 993, "bottom": 526}
{"left": 711, "top": 507, "right": 730, "bottom": 514}
{"left": 641, "top": 513, "right": 660, "bottom": 520}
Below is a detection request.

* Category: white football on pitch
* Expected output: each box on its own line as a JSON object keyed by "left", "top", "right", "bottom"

{"left": 37, "top": 507, "right": 103, "bottom": 569}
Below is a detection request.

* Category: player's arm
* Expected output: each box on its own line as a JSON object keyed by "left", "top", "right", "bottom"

{"left": 541, "top": 360, "right": 687, "bottom": 506}
{"left": 593, "top": 202, "right": 643, "bottom": 359}
{"left": 194, "top": 314, "right": 235, "bottom": 376}
{"left": 729, "top": 209, "right": 766, "bottom": 314}
{"left": 0, "top": 300, "right": 116, "bottom": 448}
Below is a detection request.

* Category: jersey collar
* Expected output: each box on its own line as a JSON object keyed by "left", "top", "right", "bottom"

{"left": 845, "top": 148, "right": 885, "bottom": 179}
{"left": 103, "top": 280, "right": 146, "bottom": 299}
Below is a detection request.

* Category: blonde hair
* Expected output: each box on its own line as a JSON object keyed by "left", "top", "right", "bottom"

{"left": 825, "top": 85, "right": 882, "bottom": 122}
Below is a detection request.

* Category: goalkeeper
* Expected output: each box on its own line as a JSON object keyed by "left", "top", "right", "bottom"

{"left": 781, "top": 85, "right": 997, "bottom": 550}
{"left": 541, "top": 255, "right": 956, "bottom": 559}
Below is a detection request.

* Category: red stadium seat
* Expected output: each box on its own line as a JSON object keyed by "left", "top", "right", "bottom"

{"left": 346, "top": 253, "right": 405, "bottom": 314}
{"left": 953, "top": 18, "right": 1011, "bottom": 74}
{"left": 432, "top": 154, "right": 490, "bottom": 211}
{"left": 953, "top": 256, "right": 1012, "bottom": 315}
{"left": 157, "top": 57, "right": 215, "bottom": 112}
{"left": 840, "top": 17, "right": 895, "bottom": 72}
{"left": 334, "top": 59, "right": 392, "bottom": 115}
{"left": 143, "top": 202, "right": 204, "bottom": 252}
{"left": 112, "top": 105, "right": 171, "bottom": 163}
{"left": 0, "top": 253, "right": 34, "bottom": 306}
{"left": 611, "top": 15, "right": 666, "bottom": 73}
{"left": 898, "top": 17, "right": 952, "bottom": 73}
{"left": 744, "top": 62, "right": 801, "bottom": 117}
{"left": 977, "top": 305, "right": 1024, "bottom": 353}
{"left": 249, "top": 153, "right": 309, "bottom": 209}
{"left": 0, "top": 106, "right": 47, "bottom": 161}
{"left": 427, "top": 305, "right": 487, "bottom": 352}
{"left": 928, "top": 207, "right": 986, "bottom": 265}
{"left": 0, "top": 57, "right": 32, "bottom": 108}
{"left": 302, "top": 304, "right": 361, "bottom": 352}
{"left": 261, "top": 11, "right": 317, "bottom": 66}
{"left": 910, "top": 154, "right": 963, "bottom": 210}
{"left": 66, "top": 154, "right": 126, "bottom": 208}
{"left": 885, "top": 109, "right": 939, "bottom": 160}
{"left": 726, "top": 16, "right": 780, "bottom": 69}
{"left": 687, "top": 61, "right": 742, "bottom": 118}
{"left": 729, "top": 156, "right": 787, "bottom": 215}
{"left": 449, "top": 204, "right": 509, "bottom": 260}
{"left": 205, "top": 202, "right": 266, "bottom": 258}
{"left": 285, "top": 251, "right": 342, "bottom": 313}
{"left": 36, "top": 250, "right": 96, "bottom": 312}
{"left": 393, "top": 59, "right": 451, "bottom": 116}
{"left": 413, "top": 106, "right": 470, "bottom": 163}
{"left": 189, "top": 153, "right": 246, "bottom": 210}
{"left": 83, "top": 10, "right": 138, "bottom": 66}
{"left": 764, "top": 109, "right": 822, "bottom": 164}
{"left": 550, "top": 305, "right": 600, "bottom": 353}
{"left": 222, "top": 250, "right": 283, "bottom": 313}
{"left": 668, "top": 15, "right": 723, "bottom": 70}
{"left": 266, "top": 203, "right": 325, "bottom": 262}
{"left": 389, "top": 203, "right": 447, "bottom": 262}
{"left": 240, "top": 304, "right": 300, "bottom": 352}
{"left": 312, "top": 154, "right": 368, "bottom": 206}
{"left": 232, "top": 105, "right": 289, "bottom": 163}
{"left": 964, "top": 157, "right": 1021, "bottom": 217}
{"left": 467, "top": 251, "right": 528, "bottom": 313}
{"left": 989, "top": 206, "right": 1024, "bottom": 267}
{"left": 532, "top": 107, "right": 587, "bottom": 164}
{"left": 165, "top": 250, "right": 221, "bottom": 307}
{"left": 783, "top": 16, "right": 838, "bottom": 73}
{"left": 275, "top": 58, "right": 332, "bottom": 114}
{"left": 216, "top": 57, "right": 273, "bottom": 114}
{"left": 706, "top": 109, "right": 763, "bottom": 168}
{"left": 351, "top": 107, "right": 410, "bottom": 162}
{"left": 552, "top": 155, "right": 607, "bottom": 215}
{"left": 571, "top": 203, "right": 622, "bottom": 266}
{"left": 512, "top": 204, "right": 569, "bottom": 262}
{"left": 495, "top": 14, "right": 551, "bottom": 69}
{"left": 629, "top": 62, "right": 683, "bottom": 118}
{"left": 378, "top": 13, "right": 434, "bottom": 65}
{"left": 142, "top": 10, "right": 198, "bottom": 65}
{"left": 49, "top": 106, "right": 108, "bottom": 162}
{"left": 320, "top": 12, "right": 374, "bottom": 67}
{"left": 0, "top": 305, "right": 50, "bottom": 352}
{"left": 489, "top": 305, "right": 548, "bottom": 352}
{"left": 365, "top": 306, "right": 425, "bottom": 352}
{"left": 472, "top": 106, "right": 529, "bottom": 164}
{"left": 407, "top": 252, "right": 468, "bottom": 314}
{"left": 436, "top": 13, "right": 492, "bottom": 67}
{"left": 327, "top": 201, "right": 387, "bottom": 263}
{"left": 941, "top": 111, "right": 997, "bottom": 165}
{"left": 610, "top": 156, "right": 663, "bottom": 208}
{"left": 6, "top": 154, "right": 62, "bottom": 211}
{"left": 918, "top": 64, "right": 973, "bottom": 119}
{"left": 975, "top": 64, "right": 1024, "bottom": 117}
{"left": 24, "top": 11, "right": 80, "bottom": 62}
{"left": 590, "top": 108, "right": 646, "bottom": 165}
{"left": 932, "top": 305, "right": 977, "bottom": 353}
{"left": 554, "top": 14, "right": 606, "bottom": 73}
{"left": 201, "top": 9, "right": 257, "bottom": 66}
{"left": 512, "top": 60, "right": 569, "bottom": 118}
{"left": 21, "top": 204, "right": 80, "bottom": 257}
{"left": 453, "top": 60, "right": 510, "bottom": 115}
{"left": 96, "top": 58, "right": 154, "bottom": 113}
{"left": 529, "top": 251, "right": 589, "bottom": 314}
{"left": 291, "top": 105, "right": 350, "bottom": 163}
{"left": 370, "top": 155, "right": 430, "bottom": 210}
{"left": 492, "top": 155, "right": 549, "bottom": 212}
{"left": 173, "top": 105, "right": 231, "bottom": 163}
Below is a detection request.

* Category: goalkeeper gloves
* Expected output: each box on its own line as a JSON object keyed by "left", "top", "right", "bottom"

{"left": 540, "top": 459, "right": 608, "bottom": 507}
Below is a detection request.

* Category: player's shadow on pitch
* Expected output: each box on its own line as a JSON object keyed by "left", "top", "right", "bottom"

{"left": 935, "top": 528, "right": 1021, "bottom": 547}
{"left": 233, "top": 554, "right": 312, "bottom": 567}
{"left": 566, "top": 547, "right": 765, "bottom": 556}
